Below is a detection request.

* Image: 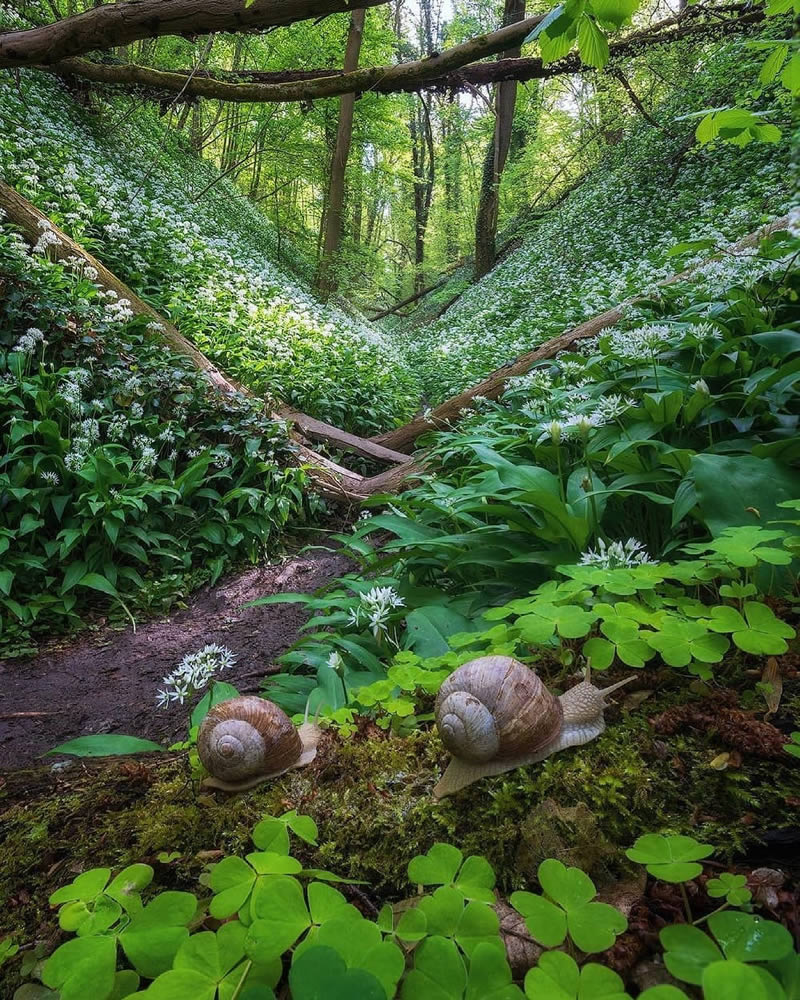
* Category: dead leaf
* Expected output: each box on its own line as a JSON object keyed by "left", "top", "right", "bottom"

{"left": 709, "top": 752, "right": 730, "bottom": 770}
{"left": 623, "top": 689, "right": 653, "bottom": 711}
{"left": 760, "top": 658, "right": 782, "bottom": 717}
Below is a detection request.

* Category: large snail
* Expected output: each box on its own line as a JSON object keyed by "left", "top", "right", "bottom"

{"left": 197, "top": 696, "right": 321, "bottom": 792}
{"left": 433, "top": 656, "right": 634, "bottom": 798}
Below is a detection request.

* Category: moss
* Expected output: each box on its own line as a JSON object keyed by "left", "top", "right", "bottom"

{"left": 2, "top": 680, "right": 798, "bottom": 961}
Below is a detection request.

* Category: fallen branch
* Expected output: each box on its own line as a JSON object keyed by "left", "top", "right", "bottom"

{"left": 0, "top": 180, "right": 412, "bottom": 501}
{"left": 372, "top": 215, "right": 790, "bottom": 453}
{"left": 0, "top": 0, "right": 389, "bottom": 69}
{"left": 46, "top": 6, "right": 763, "bottom": 103}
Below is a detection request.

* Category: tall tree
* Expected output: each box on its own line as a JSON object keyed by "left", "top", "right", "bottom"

{"left": 315, "top": 8, "right": 366, "bottom": 298}
{"left": 473, "top": 0, "right": 526, "bottom": 280}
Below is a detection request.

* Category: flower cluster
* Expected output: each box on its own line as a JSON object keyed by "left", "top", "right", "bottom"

{"left": 156, "top": 644, "right": 236, "bottom": 707}
{"left": 579, "top": 537, "right": 656, "bottom": 569}
{"left": 347, "top": 585, "right": 405, "bottom": 639}
{"left": 11, "top": 326, "right": 46, "bottom": 355}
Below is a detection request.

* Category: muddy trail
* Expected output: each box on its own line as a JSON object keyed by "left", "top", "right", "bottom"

{"left": 0, "top": 546, "right": 351, "bottom": 770}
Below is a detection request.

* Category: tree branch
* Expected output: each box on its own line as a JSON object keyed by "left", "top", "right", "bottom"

{"left": 0, "top": 0, "right": 390, "bottom": 69}
{"left": 40, "top": 5, "right": 763, "bottom": 104}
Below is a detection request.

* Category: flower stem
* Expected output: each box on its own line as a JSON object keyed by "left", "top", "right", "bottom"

{"left": 679, "top": 881, "right": 693, "bottom": 923}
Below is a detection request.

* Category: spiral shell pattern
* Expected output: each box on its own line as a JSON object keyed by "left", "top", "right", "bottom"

{"left": 435, "top": 656, "right": 563, "bottom": 762}
{"left": 197, "top": 696, "right": 302, "bottom": 785}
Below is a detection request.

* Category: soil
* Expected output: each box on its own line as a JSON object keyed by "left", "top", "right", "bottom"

{"left": 0, "top": 545, "right": 351, "bottom": 770}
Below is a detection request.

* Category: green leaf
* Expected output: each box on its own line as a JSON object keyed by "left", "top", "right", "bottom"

{"left": 408, "top": 844, "right": 463, "bottom": 887}
{"left": 418, "top": 886, "right": 464, "bottom": 937}
{"left": 509, "top": 891, "right": 567, "bottom": 948}
{"left": 209, "top": 856, "right": 257, "bottom": 919}
{"left": 50, "top": 868, "right": 111, "bottom": 905}
{"left": 402, "top": 935, "right": 467, "bottom": 1000}
{"left": 140, "top": 969, "right": 216, "bottom": 1000}
{"left": 702, "top": 960, "right": 770, "bottom": 1000}
{"left": 661, "top": 924, "right": 723, "bottom": 984}
{"left": 577, "top": 14, "right": 609, "bottom": 67}
{"left": 588, "top": 0, "right": 639, "bottom": 27}
{"left": 455, "top": 901, "right": 503, "bottom": 959}
{"left": 283, "top": 810, "right": 319, "bottom": 845}
{"left": 42, "top": 937, "right": 117, "bottom": 1000}
{"left": 626, "top": 833, "right": 714, "bottom": 882}
{"left": 47, "top": 735, "right": 163, "bottom": 757}
{"left": 760, "top": 44, "right": 789, "bottom": 84}
{"left": 467, "top": 942, "right": 523, "bottom": 1000}
{"left": 525, "top": 951, "right": 630, "bottom": 1000}
{"left": 77, "top": 572, "right": 119, "bottom": 598}
{"left": 307, "top": 882, "right": 358, "bottom": 925}
{"left": 289, "top": 946, "right": 385, "bottom": 1000}
{"left": 251, "top": 817, "right": 290, "bottom": 855}
{"left": 119, "top": 891, "right": 197, "bottom": 978}
{"left": 245, "top": 876, "right": 311, "bottom": 963}
{"left": 708, "top": 911, "right": 794, "bottom": 962}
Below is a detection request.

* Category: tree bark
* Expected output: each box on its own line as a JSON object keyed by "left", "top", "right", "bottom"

{"left": 50, "top": 6, "right": 763, "bottom": 103}
{"left": 409, "top": 95, "right": 435, "bottom": 294}
{"left": 0, "top": 0, "right": 389, "bottom": 67}
{"left": 315, "top": 8, "right": 366, "bottom": 299}
{"left": 474, "top": 0, "right": 526, "bottom": 281}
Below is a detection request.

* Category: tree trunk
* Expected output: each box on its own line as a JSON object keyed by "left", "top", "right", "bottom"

{"left": 473, "top": 0, "right": 526, "bottom": 281}
{"left": 409, "top": 96, "right": 435, "bottom": 294}
{"left": 315, "top": 8, "right": 366, "bottom": 299}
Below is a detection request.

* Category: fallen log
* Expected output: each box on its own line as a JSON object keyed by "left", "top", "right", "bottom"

{"left": 0, "top": 180, "right": 415, "bottom": 501}
{"left": 373, "top": 215, "right": 790, "bottom": 454}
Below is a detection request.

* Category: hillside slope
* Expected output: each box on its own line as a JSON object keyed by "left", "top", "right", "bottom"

{"left": 400, "top": 37, "right": 795, "bottom": 403}
{"left": 0, "top": 72, "right": 419, "bottom": 434}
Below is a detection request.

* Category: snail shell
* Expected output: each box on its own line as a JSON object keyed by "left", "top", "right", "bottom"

{"left": 435, "top": 655, "right": 563, "bottom": 764}
{"left": 197, "top": 695, "right": 320, "bottom": 792}
{"left": 433, "top": 656, "right": 633, "bottom": 799}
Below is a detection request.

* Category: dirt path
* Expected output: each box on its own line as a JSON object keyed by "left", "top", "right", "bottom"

{"left": 0, "top": 547, "right": 350, "bottom": 770}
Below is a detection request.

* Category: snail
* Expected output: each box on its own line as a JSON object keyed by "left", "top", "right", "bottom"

{"left": 197, "top": 695, "right": 321, "bottom": 792}
{"left": 433, "top": 656, "right": 634, "bottom": 798}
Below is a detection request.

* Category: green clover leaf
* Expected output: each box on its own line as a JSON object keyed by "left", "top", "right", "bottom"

{"left": 706, "top": 873, "right": 752, "bottom": 907}
{"left": 511, "top": 859, "right": 627, "bottom": 953}
{"left": 408, "top": 845, "right": 496, "bottom": 902}
{"left": 525, "top": 951, "right": 631, "bottom": 1000}
{"left": 644, "top": 617, "right": 729, "bottom": 667}
{"left": 626, "top": 834, "right": 714, "bottom": 883}
{"left": 707, "top": 602, "right": 795, "bottom": 655}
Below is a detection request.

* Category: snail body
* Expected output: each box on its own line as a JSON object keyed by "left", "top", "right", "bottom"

{"left": 197, "top": 695, "right": 321, "bottom": 792}
{"left": 433, "top": 656, "right": 633, "bottom": 798}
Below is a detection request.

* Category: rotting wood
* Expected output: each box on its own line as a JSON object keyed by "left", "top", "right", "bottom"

{"left": 372, "top": 215, "right": 790, "bottom": 454}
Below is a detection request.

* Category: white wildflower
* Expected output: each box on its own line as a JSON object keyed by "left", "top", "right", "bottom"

{"left": 579, "top": 537, "right": 656, "bottom": 569}
{"left": 156, "top": 644, "right": 236, "bottom": 707}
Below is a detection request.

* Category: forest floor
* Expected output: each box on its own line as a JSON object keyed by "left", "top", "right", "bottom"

{"left": 0, "top": 544, "right": 351, "bottom": 769}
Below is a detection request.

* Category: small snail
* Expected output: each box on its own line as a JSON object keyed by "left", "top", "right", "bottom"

{"left": 197, "top": 696, "right": 321, "bottom": 792}
{"left": 433, "top": 656, "right": 634, "bottom": 798}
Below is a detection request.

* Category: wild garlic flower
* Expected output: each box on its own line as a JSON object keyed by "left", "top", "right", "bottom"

{"left": 40, "top": 470, "right": 60, "bottom": 485}
{"left": 156, "top": 643, "right": 236, "bottom": 708}
{"left": 579, "top": 537, "right": 656, "bottom": 569}
{"left": 347, "top": 585, "right": 405, "bottom": 638}
{"left": 11, "top": 326, "right": 45, "bottom": 354}
{"left": 691, "top": 379, "right": 710, "bottom": 395}
{"left": 607, "top": 324, "right": 673, "bottom": 361}
{"left": 591, "top": 394, "right": 634, "bottom": 422}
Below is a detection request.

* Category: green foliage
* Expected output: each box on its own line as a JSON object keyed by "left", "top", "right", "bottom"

{"left": 0, "top": 237, "right": 313, "bottom": 648}
{"left": 11, "top": 822, "right": 797, "bottom": 1000}
{"left": 706, "top": 874, "right": 752, "bottom": 908}
{"left": 510, "top": 859, "right": 627, "bottom": 953}
{"left": 625, "top": 833, "right": 714, "bottom": 883}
